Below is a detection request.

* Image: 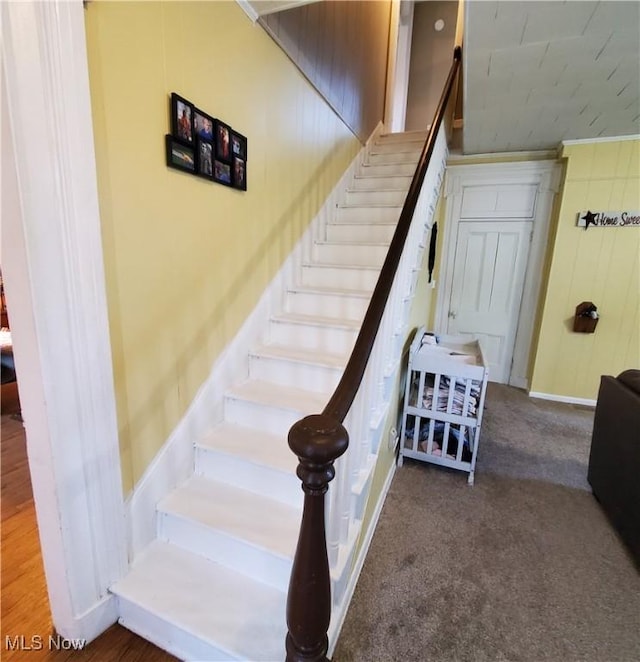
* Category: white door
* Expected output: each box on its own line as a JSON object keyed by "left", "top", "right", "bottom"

{"left": 446, "top": 221, "right": 531, "bottom": 383}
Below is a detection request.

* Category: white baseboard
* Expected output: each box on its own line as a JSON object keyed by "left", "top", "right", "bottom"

{"left": 54, "top": 594, "right": 119, "bottom": 643}
{"left": 327, "top": 457, "right": 396, "bottom": 659}
{"left": 125, "top": 131, "right": 374, "bottom": 561}
{"left": 528, "top": 391, "right": 596, "bottom": 407}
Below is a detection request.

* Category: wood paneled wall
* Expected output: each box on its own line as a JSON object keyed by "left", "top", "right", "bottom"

{"left": 261, "top": 1, "right": 392, "bottom": 142}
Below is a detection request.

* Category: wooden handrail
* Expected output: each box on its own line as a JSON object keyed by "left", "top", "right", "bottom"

{"left": 285, "top": 47, "right": 462, "bottom": 662}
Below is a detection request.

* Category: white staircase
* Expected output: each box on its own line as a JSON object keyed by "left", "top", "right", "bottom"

{"left": 111, "top": 130, "right": 433, "bottom": 661}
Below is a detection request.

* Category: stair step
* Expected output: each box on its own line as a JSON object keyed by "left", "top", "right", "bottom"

{"left": 365, "top": 150, "right": 420, "bottom": 165}
{"left": 113, "top": 540, "right": 287, "bottom": 661}
{"left": 344, "top": 188, "right": 407, "bottom": 206}
{"left": 284, "top": 285, "right": 371, "bottom": 321}
{"left": 313, "top": 240, "right": 388, "bottom": 267}
{"left": 335, "top": 204, "right": 402, "bottom": 225}
{"left": 369, "top": 141, "right": 424, "bottom": 154}
{"left": 251, "top": 342, "right": 346, "bottom": 368}
{"left": 224, "top": 379, "right": 330, "bottom": 436}
{"left": 249, "top": 342, "right": 345, "bottom": 392}
{"left": 325, "top": 221, "right": 396, "bottom": 244}
{"left": 300, "top": 261, "right": 380, "bottom": 291}
{"left": 378, "top": 129, "right": 428, "bottom": 143}
{"left": 195, "top": 422, "right": 301, "bottom": 507}
{"left": 357, "top": 161, "right": 417, "bottom": 177}
{"left": 350, "top": 173, "right": 412, "bottom": 191}
{"left": 268, "top": 312, "right": 360, "bottom": 355}
{"left": 158, "top": 476, "right": 299, "bottom": 590}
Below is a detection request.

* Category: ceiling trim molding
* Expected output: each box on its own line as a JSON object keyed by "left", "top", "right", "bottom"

{"left": 561, "top": 134, "right": 640, "bottom": 147}
{"left": 447, "top": 149, "right": 557, "bottom": 164}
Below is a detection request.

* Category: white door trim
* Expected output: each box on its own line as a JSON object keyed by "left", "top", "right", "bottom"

{"left": 1, "top": 0, "right": 127, "bottom": 642}
{"left": 435, "top": 160, "right": 560, "bottom": 388}
{"left": 385, "top": 0, "right": 414, "bottom": 133}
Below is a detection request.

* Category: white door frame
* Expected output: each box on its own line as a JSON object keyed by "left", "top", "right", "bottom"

{"left": 435, "top": 161, "right": 560, "bottom": 388}
{"left": 384, "top": 0, "right": 415, "bottom": 133}
{"left": 1, "top": 0, "right": 127, "bottom": 642}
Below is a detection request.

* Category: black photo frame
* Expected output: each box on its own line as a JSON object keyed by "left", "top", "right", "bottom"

{"left": 193, "top": 108, "right": 215, "bottom": 143}
{"left": 230, "top": 131, "right": 247, "bottom": 161}
{"left": 166, "top": 93, "right": 246, "bottom": 190}
{"left": 165, "top": 135, "right": 195, "bottom": 173}
{"left": 213, "top": 159, "right": 232, "bottom": 187}
{"left": 196, "top": 138, "right": 214, "bottom": 180}
{"left": 214, "top": 119, "right": 232, "bottom": 162}
{"left": 171, "top": 93, "right": 194, "bottom": 144}
{"left": 232, "top": 156, "right": 247, "bottom": 191}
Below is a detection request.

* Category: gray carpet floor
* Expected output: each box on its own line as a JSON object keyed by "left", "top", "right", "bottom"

{"left": 333, "top": 383, "right": 640, "bottom": 662}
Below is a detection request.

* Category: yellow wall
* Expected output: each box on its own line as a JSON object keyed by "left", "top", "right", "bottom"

{"left": 530, "top": 139, "right": 640, "bottom": 399}
{"left": 85, "top": 1, "right": 359, "bottom": 493}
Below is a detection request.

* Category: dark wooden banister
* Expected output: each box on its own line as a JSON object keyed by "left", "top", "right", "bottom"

{"left": 285, "top": 47, "right": 462, "bottom": 662}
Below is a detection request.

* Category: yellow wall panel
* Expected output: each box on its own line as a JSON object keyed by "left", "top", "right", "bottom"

{"left": 627, "top": 141, "right": 640, "bottom": 178}
{"left": 623, "top": 177, "right": 640, "bottom": 207}
{"left": 564, "top": 143, "right": 595, "bottom": 179}
{"left": 530, "top": 139, "right": 640, "bottom": 400}
{"left": 85, "top": 1, "right": 360, "bottom": 492}
{"left": 591, "top": 141, "right": 621, "bottom": 178}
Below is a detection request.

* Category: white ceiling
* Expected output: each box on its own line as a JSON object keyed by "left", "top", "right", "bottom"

{"left": 463, "top": 0, "right": 640, "bottom": 154}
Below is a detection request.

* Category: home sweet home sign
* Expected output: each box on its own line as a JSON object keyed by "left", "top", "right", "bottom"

{"left": 577, "top": 210, "right": 640, "bottom": 229}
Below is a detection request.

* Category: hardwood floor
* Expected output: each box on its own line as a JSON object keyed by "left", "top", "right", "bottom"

{"left": 1, "top": 414, "right": 178, "bottom": 661}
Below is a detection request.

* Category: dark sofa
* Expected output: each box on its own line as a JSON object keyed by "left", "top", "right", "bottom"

{"left": 587, "top": 369, "right": 640, "bottom": 567}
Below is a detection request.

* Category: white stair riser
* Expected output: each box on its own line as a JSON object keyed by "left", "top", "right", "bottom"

{"left": 357, "top": 161, "right": 416, "bottom": 177}
{"left": 369, "top": 141, "right": 424, "bottom": 154}
{"left": 194, "top": 448, "right": 302, "bottom": 509}
{"left": 365, "top": 150, "right": 420, "bottom": 165}
{"left": 326, "top": 222, "right": 396, "bottom": 244}
{"left": 285, "top": 290, "right": 369, "bottom": 321}
{"left": 312, "top": 242, "right": 387, "bottom": 267}
{"left": 351, "top": 461, "right": 375, "bottom": 524}
{"left": 300, "top": 263, "right": 379, "bottom": 291}
{"left": 335, "top": 205, "right": 401, "bottom": 224}
{"left": 350, "top": 175, "right": 412, "bottom": 191}
{"left": 344, "top": 188, "right": 406, "bottom": 206}
{"left": 158, "top": 513, "right": 293, "bottom": 592}
{"left": 330, "top": 540, "right": 359, "bottom": 610}
{"left": 224, "top": 394, "right": 310, "bottom": 436}
{"left": 118, "top": 600, "right": 242, "bottom": 661}
{"left": 248, "top": 353, "right": 343, "bottom": 393}
{"left": 378, "top": 130, "right": 428, "bottom": 143}
{"left": 268, "top": 319, "right": 358, "bottom": 355}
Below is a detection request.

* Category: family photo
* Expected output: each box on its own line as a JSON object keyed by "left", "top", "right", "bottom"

{"left": 167, "top": 92, "right": 246, "bottom": 189}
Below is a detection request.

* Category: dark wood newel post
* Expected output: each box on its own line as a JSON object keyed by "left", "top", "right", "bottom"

{"left": 285, "top": 414, "right": 349, "bottom": 662}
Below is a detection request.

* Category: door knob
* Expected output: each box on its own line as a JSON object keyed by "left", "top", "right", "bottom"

{"left": 448, "top": 311, "right": 457, "bottom": 319}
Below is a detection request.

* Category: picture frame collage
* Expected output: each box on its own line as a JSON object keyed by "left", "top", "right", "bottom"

{"left": 165, "top": 92, "right": 247, "bottom": 191}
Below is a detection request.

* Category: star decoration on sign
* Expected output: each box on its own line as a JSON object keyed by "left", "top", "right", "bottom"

{"left": 581, "top": 210, "right": 598, "bottom": 230}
